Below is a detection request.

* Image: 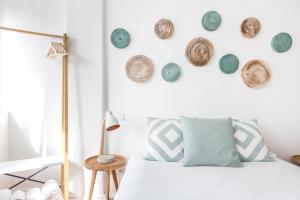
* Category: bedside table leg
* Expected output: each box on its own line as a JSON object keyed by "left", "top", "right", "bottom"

{"left": 105, "top": 171, "right": 110, "bottom": 200}
{"left": 112, "top": 170, "right": 119, "bottom": 191}
{"left": 88, "top": 170, "right": 97, "bottom": 200}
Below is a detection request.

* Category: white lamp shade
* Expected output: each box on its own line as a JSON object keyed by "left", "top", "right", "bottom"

{"left": 105, "top": 111, "right": 120, "bottom": 131}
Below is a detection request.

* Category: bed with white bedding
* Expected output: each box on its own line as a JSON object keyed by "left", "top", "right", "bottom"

{"left": 115, "top": 154, "right": 300, "bottom": 200}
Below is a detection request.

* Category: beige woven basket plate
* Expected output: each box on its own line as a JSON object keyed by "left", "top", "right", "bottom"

{"left": 154, "top": 18, "right": 174, "bottom": 39}
{"left": 242, "top": 59, "right": 270, "bottom": 88}
{"left": 185, "top": 37, "right": 214, "bottom": 66}
{"left": 241, "top": 17, "right": 261, "bottom": 38}
{"left": 126, "top": 55, "right": 154, "bottom": 83}
{"left": 291, "top": 155, "right": 300, "bottom": 166}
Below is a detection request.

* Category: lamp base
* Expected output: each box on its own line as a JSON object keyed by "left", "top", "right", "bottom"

{"left": 97, "top": 154, "right": 115, "bottom": 164}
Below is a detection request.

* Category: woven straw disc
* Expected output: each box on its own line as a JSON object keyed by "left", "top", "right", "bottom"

{"left": 291, "top": 155, "right": 300, "bottom": 166}
{"left": 241, "top": 17, "right": 261, "bottom": 38}
{"left": 154, "top": 19, "right": 174, "bottom": 39}
{"left": 242, "top": 59, "right": 270, "bottom": 88}
{"left": 185, "top": 37, "right": 214, "bottom": 66}
{"left": 126, "top": 55, "right": 154, "bottom": 83}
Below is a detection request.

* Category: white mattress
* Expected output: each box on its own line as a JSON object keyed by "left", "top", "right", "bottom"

{"left": 115, "top": 154, "right": 300, "bottom": 200}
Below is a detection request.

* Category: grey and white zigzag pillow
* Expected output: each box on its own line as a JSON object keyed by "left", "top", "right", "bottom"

{"left": 144, "top": 117, "right": 184, "bottom": 162}
{"left": 233, "top": 119, "right": 274, "bottom": 162}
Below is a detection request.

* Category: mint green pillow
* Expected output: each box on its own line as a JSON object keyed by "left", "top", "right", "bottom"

{"left": 181, "top": 117, "right": 243, "bottom": 167}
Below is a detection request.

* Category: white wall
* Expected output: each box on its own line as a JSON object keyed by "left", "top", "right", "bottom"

{"left": 0, "top": 111, "right": 9, "bottom": 162}
{"left": 0, "top": 3, "right": 2, "bottom": 107}
{"left": 0, "top": 0, "right": 106, "bottom": 198}
{"left": 107, "top": 0, "right": 300, "bottom": 160}
{"left": 0, "top": 0, "right": 67, "bottom": 159}
{"left": 0, "top": 0, "right": 68, "bottom": 191}
{"left": 67, "top": 0, "right": 107, "bottom": 198}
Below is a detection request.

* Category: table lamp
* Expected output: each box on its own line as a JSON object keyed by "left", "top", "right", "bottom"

{"left": 97, "top": 111, "right": 120, "bottom": 163}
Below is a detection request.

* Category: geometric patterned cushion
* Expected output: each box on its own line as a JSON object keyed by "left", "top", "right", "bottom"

{"left": 232, "top": 119, "right": 274, "bottom": 162}
{"left": 144, "top": 118, "right": 184, "bottom": 162}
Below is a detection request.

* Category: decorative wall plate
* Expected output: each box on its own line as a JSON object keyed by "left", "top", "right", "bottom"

{"left": 185, "top": 37, "right": 214, "bottom": 66}
{"left": 161, "top": 63, "right": 181, "bottom": 82}
{"left": 271, "top": 32, "right": 292, "bottom": 53}
{"left": 241, "top": 17, "right": 261, "bottom": 38}
{"left": 126, "top": 55, "right": 153, "bottom": 83}
{"left": 202, "top": 11, "right": 222, "bottom": 31}
{"left": 154, "top": 19, "right": 174, "bottom": 39}
{"left": 242, "top": 59, "right": 270, "bottom": 88}
{"left": 219, "top": 54, "right": 239, "bottom": 74}
{"left": 110, "top": 28, "right": 130, "bottom": 49}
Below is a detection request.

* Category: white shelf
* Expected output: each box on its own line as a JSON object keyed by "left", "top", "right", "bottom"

{"left": 0, "top": 155, "right": 63, "bottom": 174}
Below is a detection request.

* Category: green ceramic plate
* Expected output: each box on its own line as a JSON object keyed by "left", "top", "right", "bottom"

{"left": 202, "top": 11, "right": 222, "bottom": 31}
{"left": 110, "top": 28, "right": 130, "bottom": 49}
{"left": 161, "top": 63, "right": 181, "bottom": 82}
{"left": 271, "top": 32, "right": 292, "bottom": 53}
{"left": 219, "top": 54, "right": 239, "bottom": 74}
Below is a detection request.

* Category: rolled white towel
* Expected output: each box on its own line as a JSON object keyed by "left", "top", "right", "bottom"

{"left": 41, "top": 180, "right": 63, "bottom": 200}
{"left": 0, "top": 189, "right": 12, "bottom": 200}
{"left": 11, "top": 190, "right": 26, "bottom": 200}
{"left": 26, "top": 187, "right": 41, "bottom": 200}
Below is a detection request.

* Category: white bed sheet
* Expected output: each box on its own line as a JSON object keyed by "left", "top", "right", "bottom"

{"left": 115, "top": 154, "right": 300, "bottom": 200}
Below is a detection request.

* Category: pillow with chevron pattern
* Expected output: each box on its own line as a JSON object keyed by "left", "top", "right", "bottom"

{"left": 144, "top": 117, "right": 184, "bottom": 162}
{"left": 232, "top": 119, "right": 274, "bottom": 162}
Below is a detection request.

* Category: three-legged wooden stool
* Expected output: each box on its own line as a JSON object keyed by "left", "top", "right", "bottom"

{"left": 84, "top": 155, "right": 126, "bottom": 200}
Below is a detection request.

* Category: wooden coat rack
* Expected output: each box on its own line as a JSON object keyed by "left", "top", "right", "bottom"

{"left": 0, "top": 26, "right": 69, "bottom": 200}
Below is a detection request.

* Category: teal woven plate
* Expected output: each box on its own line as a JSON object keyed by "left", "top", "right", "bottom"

{"left": 202, "top": 11, "right": 222, "bottom": 31}
{"left": 111, "top": 28, "right": 130, "bottom": 49}
{"left": 271, "top": 32, "right": 292, "bottom": 53}
{"left": 161, "top": 63, "right": 181, "bottom": 82}
{"left": 219, "top": 54, "right": 239, "bottom": 74}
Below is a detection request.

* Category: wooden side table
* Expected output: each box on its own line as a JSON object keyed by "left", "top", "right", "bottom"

{"left": 291, "top": 155, "right": 300, "bottom": 166}
{"left": 84, "top": 155, "right": 126, "bottom": 200}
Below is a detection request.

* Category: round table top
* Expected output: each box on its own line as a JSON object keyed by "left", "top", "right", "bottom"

{"left": 84, "top": 155, "right": 126, "bottom": 171}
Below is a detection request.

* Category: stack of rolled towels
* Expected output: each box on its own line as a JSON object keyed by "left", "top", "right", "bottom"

{"left": 0, "top": 180, "right": 63, "bottom": 200}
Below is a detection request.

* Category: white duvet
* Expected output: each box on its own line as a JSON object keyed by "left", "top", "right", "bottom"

{"left": 115, "top": 155, "right": 300, "bottom": 200}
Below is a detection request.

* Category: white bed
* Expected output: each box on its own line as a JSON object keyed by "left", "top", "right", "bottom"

{"left": 115, "top": 154, "right": 300, "bottom": 200}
